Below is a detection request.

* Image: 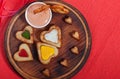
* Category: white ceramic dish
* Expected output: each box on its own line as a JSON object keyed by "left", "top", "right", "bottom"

{"left": 25, "top": 2, "right": 52, "bottom": 28}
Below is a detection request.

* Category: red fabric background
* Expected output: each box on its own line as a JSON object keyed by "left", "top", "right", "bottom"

{"left": 0, "top": 0, "right": 120, "bottom": 79}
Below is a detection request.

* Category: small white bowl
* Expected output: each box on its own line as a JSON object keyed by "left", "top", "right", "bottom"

{"left": 25, "top": 2, "right": 52, "bottom": 28}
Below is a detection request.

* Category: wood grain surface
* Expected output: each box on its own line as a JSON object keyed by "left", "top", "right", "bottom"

{"left": 5, "top": 1, "right": 91, "bottom": 79}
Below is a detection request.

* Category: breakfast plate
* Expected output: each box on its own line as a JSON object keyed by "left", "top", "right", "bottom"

{"left": 5, "top": 0, "right": 92, "bottom": 79}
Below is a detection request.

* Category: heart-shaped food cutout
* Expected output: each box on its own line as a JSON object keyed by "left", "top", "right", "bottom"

{"left": 71, "top": 46, "right": 79, "bottom": 54}
{"left": 14, "top": 43, "right": 33, "bottom": 62}
{"left": 72, "top": 31, "right": 80, "bottom": 40}
{"left": 60, "top": 59, "right": 68, "bottom": 67}
{"left": 63, "top": 15, "right": 72, "bottom": 24}
{"left": 37, "top": 42, "right": 58, "bottom": 64}
{"left": 40, "top": 25, "right": 61, "bottom": 47}
{"left": 42, "top": 69, "right": 50, "bottom": 77}
{"left": 16, "top": 26, "right": 33, "bottom": 44}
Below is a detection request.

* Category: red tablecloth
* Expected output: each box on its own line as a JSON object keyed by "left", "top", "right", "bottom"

{"left": 0, "top": 0, "right": 120, "bottom": 79}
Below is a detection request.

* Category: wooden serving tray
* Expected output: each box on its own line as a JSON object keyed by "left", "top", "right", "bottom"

{"left": 5, "top": 0, "right": 92, "bottom": 79}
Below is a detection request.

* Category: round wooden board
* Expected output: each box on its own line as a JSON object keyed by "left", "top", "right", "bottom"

{"left": 5, "top": 1, "right": 92, "bottom": 79}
